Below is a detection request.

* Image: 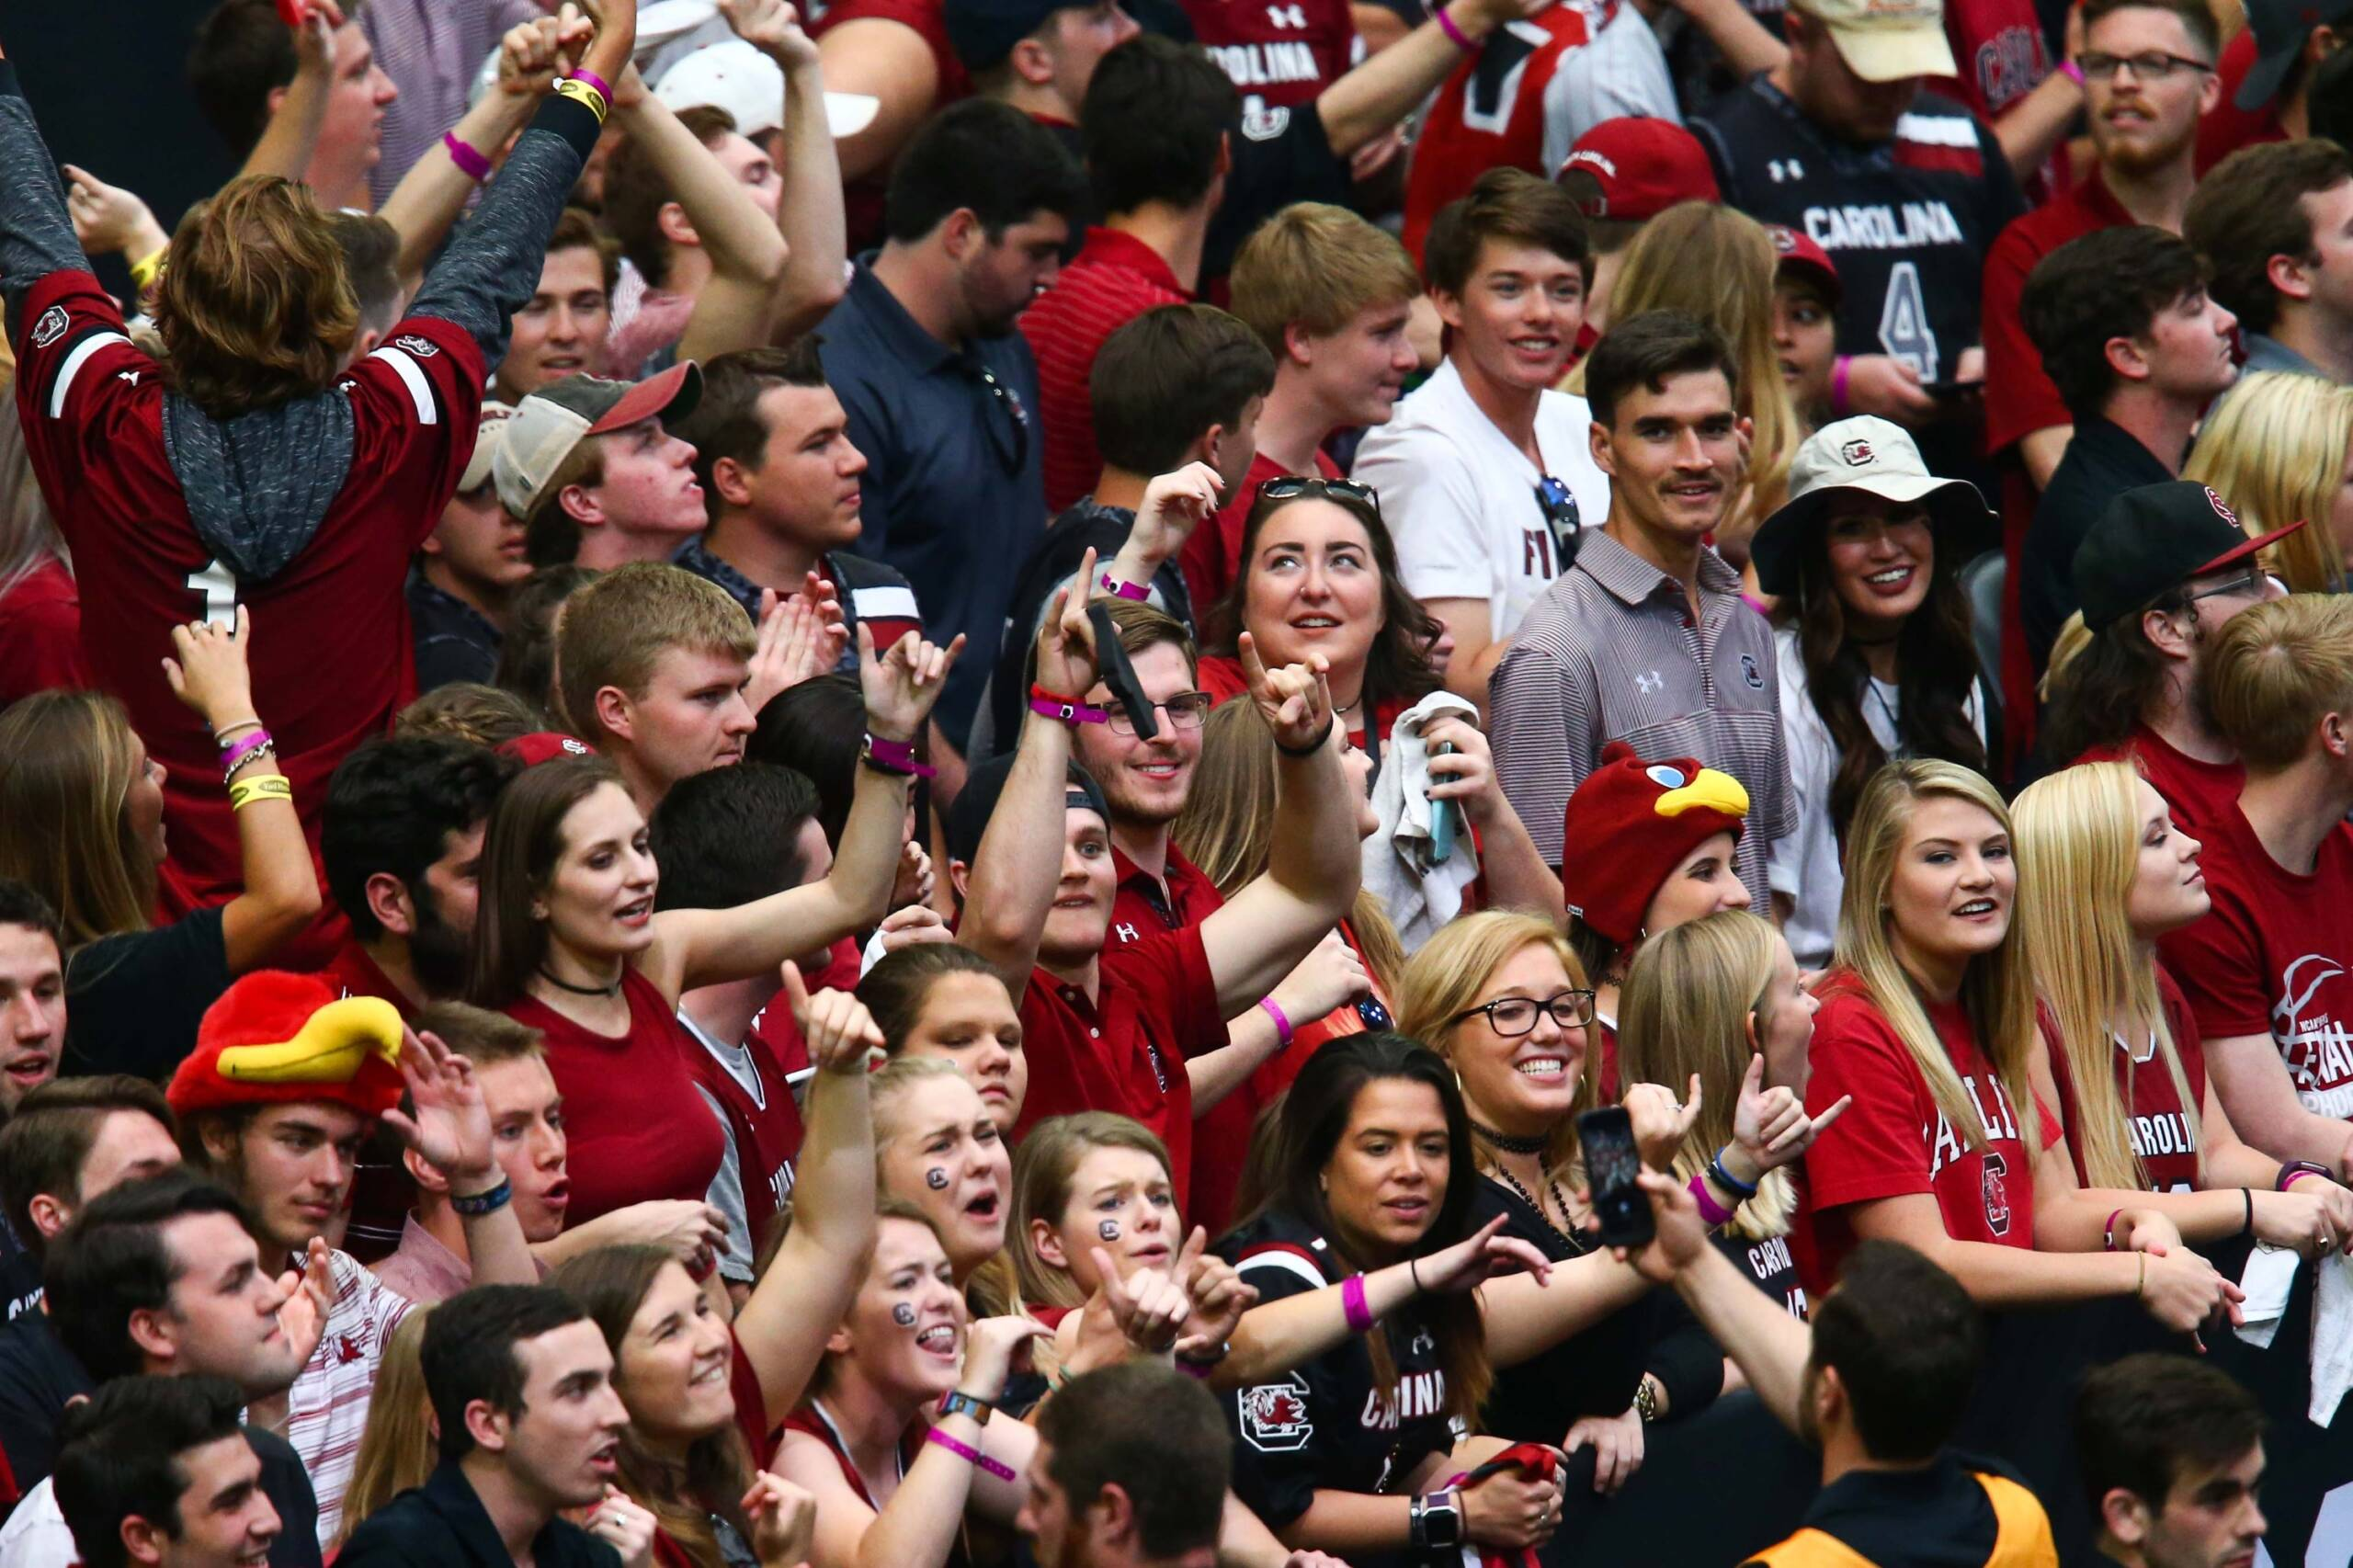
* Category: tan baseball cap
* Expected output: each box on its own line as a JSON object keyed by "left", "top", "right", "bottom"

{"left": 1790, "top": 0, "right": 1956, "bottom": 83}
{"left": 460, "top": 402, "right": 516, "bottom": 494}
{"left": 494, "top": 362, "right": 704, "bottom": 519}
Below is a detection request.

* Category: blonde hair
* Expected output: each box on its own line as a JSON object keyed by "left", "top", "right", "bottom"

{"left": 155, "top": 175, "right": 357, "bottom": 418}
{"left": 1393, "top": 912, "right": 1590, "bottom": 1185}
{"left": 1618, "top": 912, "right": 1794, "bottom": 1239}
{"left": 2205, "top": 592, "right": 2353, "bottom": 771}
{"left": 1565, "top": 202, "right": 1802, "bottom": 518}
{"left": 870, "top": 1057, "right": 1019, "bottom": 1318}
{"left": 1834, "top": 760, "right": 2043, "bottom": 1156}
{"left": 1008, "top": 1112, "right": 1174, "bottom": 1310}
{"left": 1227, "top": 202, "right": 1420, "bottom": 358}
{"left": 2185, "top": 371, "right": 2353, "bottom": 594}
{"left": 335, "top": 1310, "right": 433, "bottom": 1547}
{"left": 555, "top": 563, "right": 757, "bottom": 739}
{"left": 2011, "top": 763, "right": 2203, "bottom": 1190}
{"left": 1172, "top": 697, "right": 1406, "bottom": 991}
{"left": 0, "top": 690, "right": 158, "bottom": 945}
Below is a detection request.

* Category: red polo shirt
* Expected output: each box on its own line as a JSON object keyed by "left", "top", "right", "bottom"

{"left": 2073, "top": 726, "right": 2245, "bottom": 842}
{"left": 1020, "top": 228, "right": 1191, "bottom": 515}
{"left": 1108, "top": 843, "right": 1226, "bottom": 949}
{"left": 1015, "top": 926, "right": 1224, "bottom": 1211}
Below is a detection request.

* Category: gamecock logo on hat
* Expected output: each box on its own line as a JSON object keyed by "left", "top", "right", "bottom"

{"left": 1839, "top": 438, "right": 1874, "bottom": 466}
{"left": 2204, "top": 487, "right": 2239, "bottom": 526}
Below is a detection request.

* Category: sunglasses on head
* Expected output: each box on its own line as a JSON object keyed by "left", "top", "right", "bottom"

{"left": 1258, "top": 475, "right": 1382, "bottom": 513}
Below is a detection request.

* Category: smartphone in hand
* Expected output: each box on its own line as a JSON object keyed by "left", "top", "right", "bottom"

{"left": 1429, "top": 741, "right": 1457, "bottom": 864}
{"left": 1578, "top": 1106, "right": 1654, "bottom": 1249}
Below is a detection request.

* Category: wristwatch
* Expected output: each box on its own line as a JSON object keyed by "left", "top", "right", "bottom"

{"left": 938, "top": 1391, "right": 995, "bottom": 1426}
{"left": 1412, "top": 1486, "right": 1462, "bottom": 1556}
{"left": 2278, "top": 1160, "right": 2336, "bottom": 1191}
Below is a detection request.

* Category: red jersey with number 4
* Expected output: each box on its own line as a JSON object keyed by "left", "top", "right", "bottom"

{"left": 1792, "top": 980, "right": 2053, "bottom": 1294}
{"left": 1186, "top": 0, "right": 1358, "bottom": 110}
{"left": 2047, "top": 969, "right": 2207, "bottom": 1194}
{"left": 1401, "top": 4, "right": 1598, "bottom": 259}
{"left": 2156, "top": 806, "right": 2353, "bottom": 1123}
{"left": 12, "top": 271, "right": 483, "bottom": 932}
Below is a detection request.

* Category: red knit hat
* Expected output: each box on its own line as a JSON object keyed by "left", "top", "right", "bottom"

{"left": 167, "top": 971, "right": 406, "bottom": 1120}
{"left": 1559, "top": 742, "right": 1750, "bottom": 946}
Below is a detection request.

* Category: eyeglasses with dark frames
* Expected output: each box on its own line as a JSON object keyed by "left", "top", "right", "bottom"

{"left": 2184, "top": 565, "right": 2265, "bottom": 604}
{"left": 2074, "top": 50, "right": 2215, "bottom": 79}
{"left": 1100, "top": 691, "right": 1215, "bottom": 737}
{"left": 1451, "top": 990, "right": 1597, "bottom": 1036}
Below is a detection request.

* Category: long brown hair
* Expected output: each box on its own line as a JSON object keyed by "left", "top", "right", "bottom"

{"left": 1008, "top": 1112, "right": 1176, "bottom": 1310}
{"left": 1780, "top": 515, "right": 1988, "bottom": 843}
{"left": 154, "top": 175, "right": 358, "bottom": 417}
{"left": 0, "top": 690, "right": 158, "bottom": 946}
{"left": 547, "top": 1245, "right": 754, "bottom": 1568}
{"left": 1172, "top": 697, "right": 1406, "bottom": 991}
{"left": 856, "top": 943, "right": 1017, "bottom": 1052}
{"left": 467, "top": 755, "right": 628, "bottom": 1008}
{"left": 1206, "top": 486, "right": 1441, "bottom": 716}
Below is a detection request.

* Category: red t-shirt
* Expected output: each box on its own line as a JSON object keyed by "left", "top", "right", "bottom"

{"left": 2047, "top": 968, "right": 2207, "bottom": 1193}
{"left": 1931, "top": 0, "right": 2060, "bottom": 198}
{"left": 13, "top": 273, "right": 483, "bottom": 960}
{"left": 1020, "top": 228, "right": 1191, "bottom": 516}
{"left": 320, "top": 939, "right": 413, "bottom": 1016}
{"left": 1982, "top": 170, "right": 2133, "bottom": 459}
{"left": 503, "top": 969, "right": 727, "bottom": 1226}
{"left": 1015, "top": 926, "right": 1224, "bottom": 1210}
{"left": 1792, "top": 982, "right": 2054, "bottom": 1294}
{"left": 745, "top": 935, "right": 863, "bottom": 1083}
{"left": 1180, "top": 447, "right": 1341, "bottom": 615}
{"left": 2072, "top": 727, "right": 2245, "bottom": 843}
{"left": 2196, "top": 29, "right": 2287, "bottom": 175}
{"left": 1185, "top": 0, "right": 1359, "bottom": 110}
{"left": 2156, "top": 805, "right": 2353, "bottom": 1122}
{"left": 1400, "top": 3, "right": 1597, "bottom": 261}
{"left": 0, "top": 558, "right": 86, "bottom": 709}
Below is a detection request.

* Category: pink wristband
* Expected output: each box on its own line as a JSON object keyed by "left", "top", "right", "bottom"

{"left": 442, "top": 130, "right": 492, "bottom": 183}
{"left": 568, "top": 68, "right": 612, "bottom": 99}
{"left": 1260, "top": 996, "right": 1293, "bottom": 1049}
{"left": 1687, "top": 1172, "right": 1735, "bottom": 1227}
{"left": 1433, "top": 2, "right": 1477, "bottom": 51}
{"left": 1342, "top": 1272, "right": 1374, "bottom": 1334}
{"left": 1832, "top": 355, "right": 1853, "bottom": 416}
{"left": 862, "top": 733, "right": 938, "bottom": 778}
{"left": 222, "top": 729, "right": 275, "bottom": 774}
{"left": 925, "top": 1427, "right": 1017, "bottom": 1482}
{"left": 2058, "top": 58, "right": 2085, "bottom": 84}
{"left": 2103, "top": 1208, "right": 2125, "bottom": 1252}
{"left": 1099, "top": 572, "right": 1150, "bottom": 602}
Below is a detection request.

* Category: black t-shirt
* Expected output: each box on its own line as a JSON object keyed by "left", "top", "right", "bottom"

{"left": 0, "top": 1216, "right": 41, "bottom": 1324}
{"left": 0, "top": 1307, "right": 92, "bottom": 1494}
{"left": 1204, "top": 104, "right": 1353, "bottom": 287}
{"left": 1713, "top": 1226, "right": 1809, "bottom": 1320}
{"left": 2020, "top": 415, "right": 2175, "bottom": 675}
{"left": 1470, "top": 1178, "right": 1722, "bottom": 1442}
{"left": 248, "top": 1426, "right": 325, "bottom": 1568}
{"left": 63, "top": 905, "right": 231, "bottom": 1083}
{"left": 1744, "top": 1453, "right": 2046, "bottom": 1568}
{"left": 1217, "top": 1208, "right": 1454, "bottom": 1563}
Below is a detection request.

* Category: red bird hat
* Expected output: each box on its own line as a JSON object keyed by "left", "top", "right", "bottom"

{"left": 1559, "top": 742, "right": 1750, "bottom": 946}
{"left": 166, "top": 971, "right": 405, "bottom": 1120}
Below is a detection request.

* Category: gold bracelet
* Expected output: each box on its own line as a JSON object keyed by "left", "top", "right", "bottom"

{"left": 2134, "top": 1253, "right": 2147, "bottom": 1301}
{"left": 228, "top": 774, "right": 293, "bottom": 812}
{"left": 551, "top": 77, "right": 609, "bottom": 125}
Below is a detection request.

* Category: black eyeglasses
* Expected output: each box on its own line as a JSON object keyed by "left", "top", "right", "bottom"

{"left": 2185, "top": 565, "right": 2265, "bottom": 604}
{"left": 1451, "top": 990, "right": 1597, "bottom": 1036}
{"left": 1258, "top": 475, "right": 1382, "bottom": 515}
{"left": 1535, "top": 476, "right": 1584, "bottom": 575}
{"left": 2075, "top": 50, "right": 2214, "bottom": 79}
{"left": 1101, "top": 691, "right": 1214, "bottom": 737}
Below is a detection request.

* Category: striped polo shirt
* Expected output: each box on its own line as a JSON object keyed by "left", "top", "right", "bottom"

{"left": 1489, "top": 529, "right": 1794, "bottom": 906}
{"left": 287, "top": 1248, "right": 415, "bottom": 1547}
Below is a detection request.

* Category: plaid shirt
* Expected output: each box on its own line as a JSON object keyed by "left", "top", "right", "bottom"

{"left": 1489, "top": 529, "right": 1794, "bottom": 907}
{"left": 362, "top": 0, "right": 542, "bottom": 206}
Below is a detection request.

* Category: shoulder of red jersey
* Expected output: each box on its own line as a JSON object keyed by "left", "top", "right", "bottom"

{"left": 16, "top": 270, "right": 155, "bottom": 426}
{"left": 335, "top": 317, "right": 487, "bottom": 432}
{"left": 1890, "top": 92, "right": 1995, "bottom": 177}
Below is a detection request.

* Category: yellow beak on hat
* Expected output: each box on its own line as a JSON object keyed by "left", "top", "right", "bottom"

{"left": 218, "top": 996, "right": 404, "bottom": 1085}
{"left": 1655, "top": 767, "right": 1750, "bottom": 821}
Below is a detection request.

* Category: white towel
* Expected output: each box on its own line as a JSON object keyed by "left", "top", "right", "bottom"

{"left": 2311, "top": 1248, "right": 2352, "bottom": 1426}
{"left": 1362, "top": 692, "right": 1483, "bottom": 954}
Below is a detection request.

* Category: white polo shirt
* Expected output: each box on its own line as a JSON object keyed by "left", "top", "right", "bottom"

{"left": 1351, "top": 358, "right": 1611, "bottom": 644}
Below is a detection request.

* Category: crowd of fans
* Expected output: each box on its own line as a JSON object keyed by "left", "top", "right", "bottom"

{"left": 0, "top": 0, "right": 2347, "bottom": 1559}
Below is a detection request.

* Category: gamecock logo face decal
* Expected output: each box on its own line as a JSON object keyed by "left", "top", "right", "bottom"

{"left": 1240, "top": 1377, "right": 1315, "bottom": 1451}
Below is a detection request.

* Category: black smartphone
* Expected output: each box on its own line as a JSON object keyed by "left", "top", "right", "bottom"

{"left": 1919, "top": 380, "right": 1981, "bottom": 403}
{"left": 1578, "top": 1106, "right": 1654, "bottom": 1249}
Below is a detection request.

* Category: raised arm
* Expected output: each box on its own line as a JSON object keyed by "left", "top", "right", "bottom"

{"left": 378, "top": 12, "right": 580, "bottom": 301}
{"left": 813, "top": 17, "right": 938, "bottom": 182}
{"left": 959, "top": 554, "right": 1103, "bottom": 988}
{"left": 1196, "top": 634, "right": 1362, "bottom": 1017}
{"left": 732, "top": 966, "right": 881, "bottom": 1418}
{"left": 720, "top": 0, "right": 848, "bottom": 340}
{"left": 0, "top": 52, "right": 96, "bottom": 317}
{"left": 382, "top": 1026, "right": 539, "bottom": 1286}
{"left": 404, "top": 0, "right": 639, "bottom": 367}
{"left": 646, "top": 628, "right": 959, "bottom": 996}
{"left": 163, "top": 608, "right": 324, "bottom": 973}
{"left": 1421, "top": 715, "right": 1561, "bottom": 916}
{"left": 240, "top": 1, "right": 337, "bottom": 184}
{"left": 610, "top": 67, "right": 791, "bottom": 363}
{"left": 1623, "top": 1172, "right": 1813, "bottom": 1434}
{"left": 1314, "top": 0, "right": 1537, "bottom": 157}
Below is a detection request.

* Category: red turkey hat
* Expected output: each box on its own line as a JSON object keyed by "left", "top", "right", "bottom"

{"left": 167, "top": 971, "right": 405, "bottom": 1120}
{"left": 1559, "top": 742, "right": 1751, "bottom": 945}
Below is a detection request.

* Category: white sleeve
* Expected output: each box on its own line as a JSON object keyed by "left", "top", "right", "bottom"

{"left": 1768, "top": 637, "right": 1824, "bottom": 901}
{"left": 1353, "top": 423, "right": 1495, "bottom": 606}
{"left": 0, "top": 1481, "right": 74, "bottom": 1568}
{"left": 1540, "top": 8, "right": 1683, "bottom": 176}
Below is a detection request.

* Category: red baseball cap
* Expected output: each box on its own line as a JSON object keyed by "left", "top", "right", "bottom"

{"left": 497, "top": 732, "right": 596, "bottom": 767}
{"left": 1768, "top": 224, "right": 1843, "bottom": 308}
{"left": 1554, "top": 119, "right": 1721, "bottom": 222}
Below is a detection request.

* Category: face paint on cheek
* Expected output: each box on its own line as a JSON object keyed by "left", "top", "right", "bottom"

{"left": 892, "top": 1302, "right": 917, "bottom": 1327}
{"left": 1098, "top": 1220, "right": 1121, "bottom": 1242}
{"left": 926, "top": 1168, "right": 949, "bottom": 1190}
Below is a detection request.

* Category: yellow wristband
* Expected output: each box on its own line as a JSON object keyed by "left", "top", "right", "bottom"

{"left": 228, "top": 774, "right": 293, "bottom": 811}
{"left": 129, "top": 245, "right": 167, "bottom": 292}
{"left": 551, "top": 77, "right": 609, "bottom": 125}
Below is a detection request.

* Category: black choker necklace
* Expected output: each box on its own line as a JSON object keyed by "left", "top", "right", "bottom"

{"left": 539, "top": 967, "right": 622, "bottom": 998}
{"left": 1470, "top": 1119, "right": 1549, "bottom": 1155}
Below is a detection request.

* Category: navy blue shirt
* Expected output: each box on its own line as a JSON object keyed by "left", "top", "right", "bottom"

{"left": 2021, "top": 415, "right": 2174, "bottom": 676}
{"left": 818, "top": 257, "right": 1048, "bottom": 750}
{"left": 406, "top": 567, "right": 502, "bottom": 692}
